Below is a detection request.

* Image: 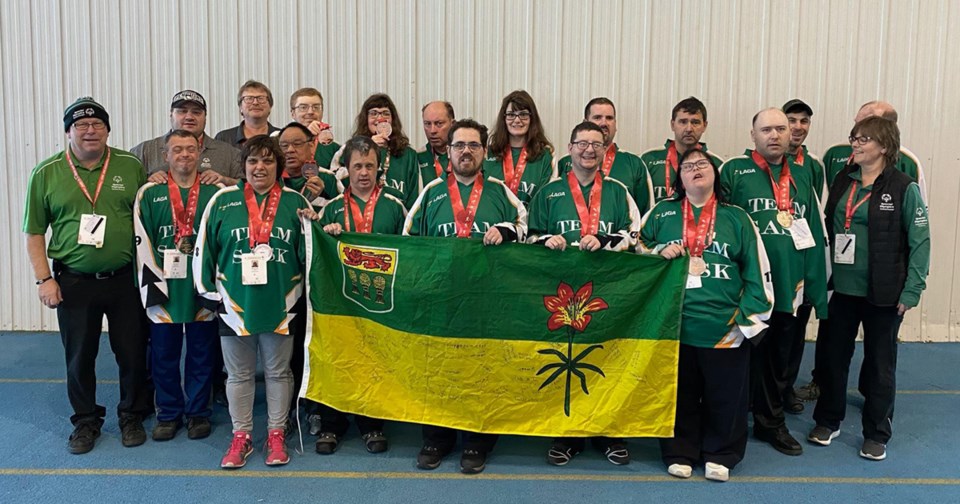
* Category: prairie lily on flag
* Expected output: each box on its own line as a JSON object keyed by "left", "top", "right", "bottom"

{"left": 302, "top": 231, "right": 684, "bottom": 437}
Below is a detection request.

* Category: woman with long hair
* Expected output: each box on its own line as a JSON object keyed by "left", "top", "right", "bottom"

{"left": 483, "top": 90, "right": 556, "bottom": 206}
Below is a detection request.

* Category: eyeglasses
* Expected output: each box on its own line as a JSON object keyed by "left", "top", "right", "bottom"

{"left": 679, "top": 159, "right": 713, "bottom": 172}
{"left": 848, "top": 135, "right": 874, "bottom": 146}
{"left": 72, "top": 121, "right": 107, "bottom": 132}
{"left": 368, "top": 109, "right": 393, "bottom": 119}
{"left": 241, "top": 95, "right": 269, "bottom": 104}
{"left": 450, "top": 142, "right": 484, "bottom": 152}
{"left": 293, "top": 104, "right": 322, "bottom": 113}
{"left": 572, "top": 141, "right": 605, "bottom": 151}
{"left": 279, "top": 140, "right": 309, "bottom": 150}
{"left": 505, "top": 111, "right": 531, "bottom": 122}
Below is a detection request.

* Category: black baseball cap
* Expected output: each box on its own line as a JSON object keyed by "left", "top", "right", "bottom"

{"left": 171, "top": 90, "right": 207, "bottom": 111}
{"left": 782, "top": 99, "right": 813, "bottom": 116}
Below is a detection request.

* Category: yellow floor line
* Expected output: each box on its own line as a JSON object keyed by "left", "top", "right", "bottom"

{"left": 0, "top": 468, "right": 957, "bottom": 485}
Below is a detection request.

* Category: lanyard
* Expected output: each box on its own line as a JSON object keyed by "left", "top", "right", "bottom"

{"left": 844, "top": 181, "right": 872, "bottom": 231}
{"left": 66, "top": 149, "right": 111, "bottom": 211}
{"left": 567, "top": 170, "right": 603, "bottom": 237}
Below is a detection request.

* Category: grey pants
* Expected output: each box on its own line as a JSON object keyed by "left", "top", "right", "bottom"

{"left": 221, "top": 333, "right": 294, "bottom": 432}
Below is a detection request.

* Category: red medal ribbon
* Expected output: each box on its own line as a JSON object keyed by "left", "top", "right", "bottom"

{"left": 167, "top": 174, "right": 201, "bottom": 243}
{"left": 65, "top": 149, "right": 112, "bottom": 211}
{"left": 243, "top": 182, "right": 282, "bottom": 248}
{"left": 342, "top": 185, "right": 382, "bottom": 233}
{"left": 664, "top": 142, "right": 679, "bottom": 198}
{"left": 843, "top": 181, "right": 872, "bottom": 231}
{"left": 447, "top": 174, "right": 484, "bottom": 238}
{"left": 566, "top": 170, "right": 603, "bottom": 238}
{"left": 682, "top": 195, "right": 718, "bottom": 257}
{"left": 433, "top": 152, "right": 446, "bottom": 178}
{"left": 751, "top": 150, "right": 795, "bottom": 214}
{"left": 601, "top": 143, "right": 617, "bottom": 177}
{"left": 502, "top": 146, "right": 528, "bottom": 195}
{"left": 794, "top": 146, "right": 805, "bottom": 166}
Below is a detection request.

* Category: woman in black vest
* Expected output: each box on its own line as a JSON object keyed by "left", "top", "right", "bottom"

{"left": 808, "top": 116, "right": 930, "bottom": 461}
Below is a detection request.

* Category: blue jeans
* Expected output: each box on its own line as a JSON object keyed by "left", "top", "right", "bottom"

{"left": 150, "top": 321, "right": 218, "bottom": 421}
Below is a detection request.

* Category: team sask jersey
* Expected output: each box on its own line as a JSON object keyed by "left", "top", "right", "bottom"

{"left": 719, "top": 150, "right": 829, "bottom": 317}
{"left": 134, "top": 181, "right": 221, "bottom": 324}
{"left": 557, "top": 145, "right": 654, "bottom": 213}
{"left": 403, "top": 176, "right": 527, "bottom": 240}
{"left": 787, "top": 145, "right": 827, "bottom": 202}
{"left": 638, "top": 199, "right": 774, "bottom": 348}
{"left": 526, "top": 175, "right": 641, "bottom": 252}
{"left": 639, "top": 140, "right": 725, "bottom": 203}
{"left": 333, "top": 144, "right": 422, "bottom": 210}
{"left": 318, "top": 188, "right": 407, "bottom": 235}
{"left": 822, "top": 143, "right": 927, "bottom": 204}
{"left": 482, "top": 147, "right": 556, "bottom": 207}
{"left": 193, "top": 181, "right": 311, "bottom": 336}
{"left": 416, "top": 144, "right": 450, "bottom": 190}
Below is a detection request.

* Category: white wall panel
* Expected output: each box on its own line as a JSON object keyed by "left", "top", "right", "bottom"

{"left": 1, "top": 0, "right": 957, "bottom": 341}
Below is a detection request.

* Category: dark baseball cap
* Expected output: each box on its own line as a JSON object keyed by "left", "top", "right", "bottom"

{"left": 171, "top": 90, "right": 207, "bottom": 111}
{"left": 782, "top": 99, "right": 813, "bottom": 116}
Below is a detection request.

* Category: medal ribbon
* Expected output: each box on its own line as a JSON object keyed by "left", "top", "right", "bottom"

{"left": 682, "top": 195, "right": 717, "bottom": 257}
{"left": 66, "top": 149, "right": 112, "bottom": 211}
{"left": 377, "top": 148, "right": 392, "bottom": 186}
{"left": 794, "top": 146, "right": 805, "bottom": 166}
{"left": 566, "top": 170, "right": 603, "bottom": 238}
{"left": 167, "top": 174, "right": 201, "bottom": 244}
{"left": 843, "top": 181, "right": 872, "bottom": 231}
{"left": 243, "top": 182, "right": 282, "bottom": 248}
{"left": 502, "top": 146, "right": 529, "bottom": 195}
{"left": 664, "top": 142, "right": 679, "bottom": 198}
{"left": 342, "top": 185, "right": 382, "bottom": 233}
{"left": 447, "top": 174, "right": 484, "bottom": 238}
{"left": 751, "top": 150, "right": 795, "bottom": 214}
{"left": 601, "top": 143, "right": 617, "bottom": 177}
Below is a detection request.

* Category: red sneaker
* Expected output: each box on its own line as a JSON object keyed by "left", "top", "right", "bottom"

{"left": 220, "top": 431, "right": 253, "bottom": 469}
{"left": 264, "top": 429, "right": 290, "bottom": 466}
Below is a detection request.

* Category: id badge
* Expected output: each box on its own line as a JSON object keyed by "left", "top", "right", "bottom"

{"left": 162, "top": 249, "right": 188, "bottom": 279}
{"left": 789, "top": 218, "right": 816, "bottom": 250}
{"left": 834, "top": 233, "right": 856, "bottom": 264}
{"left": 78, "top": 213, "right": 107, "bottom": 248}
{"left": 241, "top": 253, "right": 268, "bottom": 285}
{"left": 685, "top": 274, "right": 703, "bottom": 290}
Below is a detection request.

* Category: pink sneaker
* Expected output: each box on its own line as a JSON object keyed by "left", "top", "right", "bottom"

{"left": 264, "top": 429, "right": 290, "bottom": 466}
{"left": 220, "top": 431, "right": 253, "bottom": 469}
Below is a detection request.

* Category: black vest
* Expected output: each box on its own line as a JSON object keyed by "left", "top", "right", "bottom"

{"left": 824, "top": 164, "right": 912, "bottom": 307}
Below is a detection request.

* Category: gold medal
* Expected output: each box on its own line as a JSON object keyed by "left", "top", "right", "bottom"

{"left": 777, "top": 210, "right": 793, "bottom": 228}
{"left": 689, "top": 256, "right": 707, "bottom": 276}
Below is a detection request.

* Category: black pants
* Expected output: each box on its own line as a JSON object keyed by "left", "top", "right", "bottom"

{"left": 288, "top": 293, "right": 320, "bottom": 415}
{"left": 751, "top": 311, "right": 798, "bottom": 431}
{"left": 660, "top": 343, "right": 750, "bottom": 469}
{"left": 55, "top": 267, "right": 152, "bottom": 426}
{"left": 318, "top": 404, "right": 384, "bottom": 437}
{"left": 551, "top": 436, "right": 624, "bottom": 453}
{"left": 813, "top": 293, "right": 901, "bottom": 444}
{"left": 422, "top": 425, "right": 498, "bottom": 454}
{"left": 793, "top": 302, "right": 830, "bottom": 385}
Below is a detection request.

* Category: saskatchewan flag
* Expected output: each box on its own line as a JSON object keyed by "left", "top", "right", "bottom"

{"left": 302, "top": 232, "right": 685, "bottom": 437}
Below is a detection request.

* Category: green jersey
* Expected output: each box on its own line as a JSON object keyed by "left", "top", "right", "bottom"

{"left": 558, "top": 144, "right": 654, "bottom": 213}
{"left": 526, "top": 175, "right": 641, "bottom": 251}
{"left": 284, "top": 166, "right": 341, "bottom": 206}
{"left": 482, "top": 147, "right": 557, "bottom": 207}
{"left": 334, "top": 144, "right": 422, "bottom": 209}
{"left": 134, "top": 181, "right": 221, "bottom": 323}
{"left": 639, "top": 140, "right": 725, "bottom": 203}
{"left": 719, "top": 150, "right": 829, "bottom": 317}
{"left": 639, "top": 200, "right": 774, "bottom": 348}
{"left": 23, "top": 147, "right": 146, "bottom": 273}
{"left": 822, "top": 143, "right": 927, "bottom": 204}
{"left": 194, "top": 181, "right": 310, "bottom": 336}
{"left": 416, "top": 143, "right": 450, "bottom": 189}
{"left": 829, "top": 171, "right": 930, "bottom": 307}
{"left": 788, "top": 145, "right": 826, "bottom": 202}
{"left": 403, "top": 176, "right": 527, "bottom": 240}
{"left": 319, "top": 190, "right": 407, "bottom": 235}
{"left": 314, "top": 141, "right": 341, "bottom": 169}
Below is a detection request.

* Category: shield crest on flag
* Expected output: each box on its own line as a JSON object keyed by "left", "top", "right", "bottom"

{"left": 337, "top": 241, "right": 398, "bottom": 313}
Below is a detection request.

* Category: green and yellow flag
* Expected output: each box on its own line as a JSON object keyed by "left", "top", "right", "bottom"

{"left": 302, "top": 231, "right": 685, "bottom": 438}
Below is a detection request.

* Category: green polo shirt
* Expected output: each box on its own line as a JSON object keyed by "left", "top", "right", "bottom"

{"left": 23, "top": 147, "right": 146, "bottom": 273}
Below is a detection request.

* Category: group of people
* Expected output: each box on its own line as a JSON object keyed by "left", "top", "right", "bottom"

{"left": 23, "top": 81, "right": 930, "bottom": 481}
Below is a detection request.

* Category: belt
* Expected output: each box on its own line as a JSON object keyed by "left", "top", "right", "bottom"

{"left": 54, "top": 262, "right": 132, "bottom": 280}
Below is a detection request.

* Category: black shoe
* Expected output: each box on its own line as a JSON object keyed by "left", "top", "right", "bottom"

{"left": 213, "top": 386, "right": 229, "bottom": 407}
{"left": 604, "top": 442, "right": 631, "bottom": 465}
{"left": 186, "top": 417, "right": 211, "bottom": 440}
{"left": 546, "top": 444, "right": 581, "bottom": 466}
{"left": 68, "top": 423, "right": 101, "bottom": 455}
{"left": 315, "top": 432, "right": 340, "bottom": 455}
{"left": 754, "top": 426, "right": 803, "bottom": 456}
{"left": 416, "top": 445, "right": 449, "bottom": 470}
{"left": 362, "top": 431, "right": 388, "bottom": 454}
{"left": 120, "top": 416, "right": 147, "bottom": 447}
{"left": 794, "top": 381, "right": 820, "bottom": 402}
{"left": 460, "top": 449, "right": 487, "bottom": 474}
{"left": 151, "top": 420, "right": 180, "bottom": 441}
{"left": 783, "top": 391, "right": 805, "bottom": 414}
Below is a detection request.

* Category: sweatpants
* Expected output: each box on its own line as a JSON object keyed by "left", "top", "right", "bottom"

{"left": 221, "top": 333, "right": 294, "bottom": 432}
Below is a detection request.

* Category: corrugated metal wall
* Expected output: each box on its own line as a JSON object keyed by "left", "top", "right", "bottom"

{"left": 1, "top": 0, "right": 957, "bottom": 340}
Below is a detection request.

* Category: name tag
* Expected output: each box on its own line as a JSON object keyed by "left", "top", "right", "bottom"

{"left": 241, "top": 253, "right": 268, "bottom": 285}
{"left": 834, "top": 234, "right": 856, "bottom": 264}
{"left": 162, "top": 249, "right": 188, "bottom": 279}
{"left": 78, "top": 214, "right": 106, "bottom": 248}
{"left": 685, "top": 274, "right": 703, "bottom": 290}
{"left": 790, "top": 218, "right": 816, "bottom": 250}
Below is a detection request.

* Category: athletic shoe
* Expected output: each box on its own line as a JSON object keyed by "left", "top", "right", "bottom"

{"left": 362, "top": 431, "right": 388, "bottom": 453}
{"left": 859, "top": 439, "right": 887, "bottom": 461}
{"left": 68, "top": 422, "right": 101, "bottom": 455}
{"left": 705, "top": 462, "right": 729, "bottom": 482}
{"left": 807, "top": 425, "right": 840, "bottom": 446}
{"left": 220, "top": 431, "right": 253, "bottom": 469}
{"left": 604, "top": 442, "right": 630, "bottom": 465}
{"left": 546, "top": 444, "right": 581, "bottom": 466}
{"left": 460, "top": 449, "right": 487, "bottom": 474}
{"left": 152, "top": 420, "right": 180, "bottom": 441}
{"left": 186, "top": 417, "right": 211, "bottom": 440}
{"left": 315, "top": 432, "right": 340, "bottom": 455}
{"left": 264, "top": 429, "right": 290, "bottom": 466}
{"left": 119, "top": 415, "right": 147, "bottom": 447}
{"left": 667, "top": 463, "right": 692, "bottom": 479}
{"left": 416, "top": 445, "right": 449, "bottom": 470}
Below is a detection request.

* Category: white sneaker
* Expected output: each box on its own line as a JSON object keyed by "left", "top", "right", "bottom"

{"left": 667, "top": 463, "right": 692, "bottom": 479}
{"left": 705, "top": 462, "right": 729, "bottom": 482}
